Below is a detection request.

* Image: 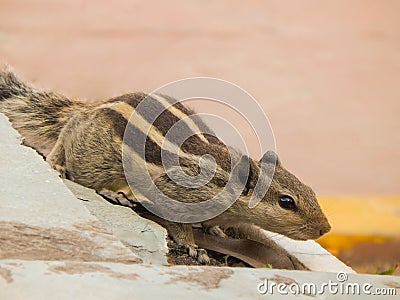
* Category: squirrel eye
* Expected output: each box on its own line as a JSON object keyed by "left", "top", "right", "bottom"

{"left": 278, "top": 196, "right": 297, "bottom": 210}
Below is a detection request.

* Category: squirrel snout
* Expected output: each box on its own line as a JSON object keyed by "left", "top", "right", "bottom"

{"left": 319, "top": 223, "right": 331, "bottom": 237}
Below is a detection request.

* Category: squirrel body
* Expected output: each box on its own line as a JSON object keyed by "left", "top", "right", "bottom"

{"left": 0, "top": 70, "right": 331, "bottom": 264}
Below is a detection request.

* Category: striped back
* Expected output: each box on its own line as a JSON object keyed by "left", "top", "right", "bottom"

{"left": 97, "top": 92, "right": 232, "bottom": 177}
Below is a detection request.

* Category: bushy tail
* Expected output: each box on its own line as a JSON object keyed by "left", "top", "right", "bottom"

{"left": 0, "top": 70, "right": 34, "bottom": 101}
{"left": 0, "top": 70, "right": 86, "bottom": 155}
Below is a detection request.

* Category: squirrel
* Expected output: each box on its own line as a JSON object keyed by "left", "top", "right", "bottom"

{"left": 0, "top": 70, "right": 331, "bottom": 265}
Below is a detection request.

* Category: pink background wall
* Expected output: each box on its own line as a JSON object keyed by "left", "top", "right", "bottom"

{"left": 1, "top": 0, "right": 399, "bottom": 195}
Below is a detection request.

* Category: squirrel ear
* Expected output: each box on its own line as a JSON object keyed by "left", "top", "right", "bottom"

{"left": 237, "top": 155, "right": 259, "bottom": 195}
{"left": 260, "top": 150, "right": 281, "bottom": 166}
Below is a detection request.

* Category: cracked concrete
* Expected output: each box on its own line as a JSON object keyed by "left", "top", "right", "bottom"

{"left": 64, "top": 180, "right": 168, "bottom": 264}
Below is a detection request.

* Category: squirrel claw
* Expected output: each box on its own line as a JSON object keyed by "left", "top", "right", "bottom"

{"left": 186, "top": 244, "right": 198, "bottom": 258}
{"left": 196, "top": 248, "right": 210, "bottom": 264}
{"left": 98, "top": 189, "right": 127, "bottom": 206}
{"left": 53, "top": 164, "right": 68, "bottom": 179}
{"left": 184, "top": 244, "right": 210, "bottom": 264}
{"left": 205, "top": 225, "right": 227, "bottom": 238}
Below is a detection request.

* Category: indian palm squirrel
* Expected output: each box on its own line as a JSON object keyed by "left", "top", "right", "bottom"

{"left": 0, "top": 70, "right": 331, "bottom": 264}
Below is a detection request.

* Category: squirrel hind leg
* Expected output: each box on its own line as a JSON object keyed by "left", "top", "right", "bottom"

{"left": 165, "top": 222, "right": 211, "bottom": 264}
{"left": 46, "top": 136, "right": 68, "bottom": 179}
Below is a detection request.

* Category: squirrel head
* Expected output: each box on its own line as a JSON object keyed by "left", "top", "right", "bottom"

{"left": 149, "top": 142, "right": 330, "bottom": 240}
{"left": 221, "top": 150, "right": 331, "bottom": 240}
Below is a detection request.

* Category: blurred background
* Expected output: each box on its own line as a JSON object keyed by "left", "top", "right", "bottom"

{"left": 1, "top": 0, "right": 399, "bottom": 274}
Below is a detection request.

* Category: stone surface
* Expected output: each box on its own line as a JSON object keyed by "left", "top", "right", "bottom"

{"left": 0, "top": 114, "right": 140, "bottom": 263}
{"left": 264, "top": 230, "right": 355, "bottom": 274}
{"left": 64, "top": 180, "right": 168, "bottom": 264}
{"left": 1, "top": 260, "right": 399, "bottom": 299}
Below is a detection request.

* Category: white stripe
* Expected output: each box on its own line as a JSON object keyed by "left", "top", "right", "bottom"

{"left": 100, "top": 101, "right": 228, "bottom": 182}
{"left": 151, "top": 94, "right": 210, "bottom": 144}
{"left": 100, "top": 101, "right": 192, "bottom": 159}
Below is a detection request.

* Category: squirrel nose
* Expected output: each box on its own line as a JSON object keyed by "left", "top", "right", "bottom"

{"left": 319, "top": 224, "right": 331, "bottom": 236}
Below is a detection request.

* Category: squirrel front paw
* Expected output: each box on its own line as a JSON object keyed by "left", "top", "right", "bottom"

{"left": 53, "top": 164, "right": 68, "bottom": 179}
{"left": 183, "top": 244, "right": 210, "bottom": 264}
{"left": 203, "top": 225, "right": 227, "bottom": 238}
{"left": 165, "top": 222, "right": 210, "bottom": 264}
